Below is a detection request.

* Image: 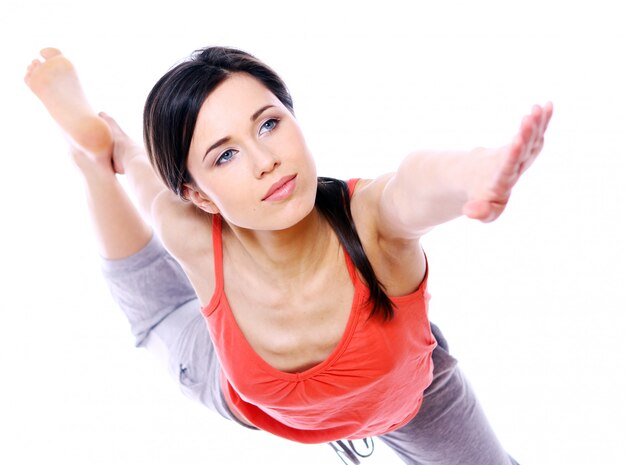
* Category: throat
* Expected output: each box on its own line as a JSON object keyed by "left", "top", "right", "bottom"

{"left": 225, "top": 209, "right": 336, "bottom": 283}
{"left": 225, "top": 250, "right": 356, "bottom": 374}
{"left": 220, "top": 208, "right": 356, "bottom": 373}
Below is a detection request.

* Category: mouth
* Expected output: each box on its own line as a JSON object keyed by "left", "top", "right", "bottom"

{"left": 262, "top": 174, "right": 298, "bottom": 201}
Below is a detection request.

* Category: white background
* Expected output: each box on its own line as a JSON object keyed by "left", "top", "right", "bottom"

{"left": 1, "top": 1, "right": 625, "bottom": 464}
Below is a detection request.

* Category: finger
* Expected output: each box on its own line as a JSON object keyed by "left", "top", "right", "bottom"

{"left": 519, "top": 141, "right": 543, "bottom": 174}
{"left": 539, "top": 102, "right": 554, "bottom": 138}
{"left": 516, "top": 116, "right": 536, "bottom": 166}
{"left": 98, "top": 112, "right": 127, "bottom": 137}
{"left": 529, "top": 103, "right": 552, "bottom": 157}
{"left": 495, "top": 149, "right": 535, "bottom": 199}
{"left": 533, "top": 103, "right": 551, "bottom": 140}
{"left": 524, "top": 109, "right": 545, "bottom": 160}
{"left": 496, "top": 138, "right": 522, "bottom": 185}
{"left": 462, "top": 199, "right": 489, "bottom": 220}
{"left": 463, "top": 199, "right": 505, "bottom": 223}
{"left": 544, "top": 101, "right": 554, "bottom": 127}
{"left": 532, "top": 104, "right": 544, "bottom": 143}
{"left": 496, "top": 105, "right": 547, "bottom": 193}
{"left": 523, "top": 112, "right": 539, "bottom": 143}
{"left": 511, "top": 104, "right": 551, "bottom": 177}
{"left": 492, "top": 169, "right": 516, "bottom": 198}
{"left": 524, "top": 105, "right": 542, "bottom": 149}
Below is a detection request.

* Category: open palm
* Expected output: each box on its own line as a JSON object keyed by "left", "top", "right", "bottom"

{"left": 463, "top": 102, "right": 554, "bottom": 222}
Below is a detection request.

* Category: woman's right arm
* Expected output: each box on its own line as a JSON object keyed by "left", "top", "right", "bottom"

{"left": 121, "top": 153, "right": 215, "bottom": 303}
{"left": 102, "top": 115, "right": 216, "bottom": 303}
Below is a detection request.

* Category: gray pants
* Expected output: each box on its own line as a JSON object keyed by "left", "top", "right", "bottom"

{"left": 102, "top": 235, "right": 519, "bottom": 465}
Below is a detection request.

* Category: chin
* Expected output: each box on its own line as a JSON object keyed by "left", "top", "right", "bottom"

{"left": 274, "top": 198, "right": 317, "bottom": 231}
{"left": 274, "top": 188, "right": 319, "bottom": 231}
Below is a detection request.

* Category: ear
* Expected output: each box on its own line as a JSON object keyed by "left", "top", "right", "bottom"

{"left": 182, "top": 183, "right": 220, "bottom": 214}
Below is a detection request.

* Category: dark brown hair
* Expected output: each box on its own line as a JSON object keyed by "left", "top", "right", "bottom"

{"left": 143, "top": 46, "right": 395, "bottom": 321}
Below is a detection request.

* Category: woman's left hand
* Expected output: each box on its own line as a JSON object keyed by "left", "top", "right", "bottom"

{"left": 462, "top": 102, "right": 554, "bottom": 222}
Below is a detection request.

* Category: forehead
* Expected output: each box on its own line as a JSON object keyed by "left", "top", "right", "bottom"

{"left": 194, "top": 73, "right": 280, "bottom": 133}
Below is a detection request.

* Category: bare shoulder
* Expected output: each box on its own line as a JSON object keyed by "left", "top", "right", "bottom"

{"left": 152, "top": 190, "right": 216, "bottom": 302}
{"left": 152, "top": 190, "right": 211, "bottom": 255}
{"left": 350, "top": 174, "right": 410, "bottom": 243}
{"left": 350, "top": 176, "right": 426, "bottom": 296}
{"left": 349, "top": 176, "right": 385, "bottom": 237}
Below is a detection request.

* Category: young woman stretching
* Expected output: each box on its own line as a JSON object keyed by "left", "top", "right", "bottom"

{"left": 25, "top": 46, "right": 552, "bottom": 465}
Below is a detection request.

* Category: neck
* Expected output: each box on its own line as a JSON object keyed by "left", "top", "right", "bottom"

{"left": 223, "top": 208, "right": 338, "bottom": 284}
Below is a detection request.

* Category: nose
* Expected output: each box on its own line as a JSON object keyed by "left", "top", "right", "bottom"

{"left": 251, "top": 145, "right": 280, "bottom": 178}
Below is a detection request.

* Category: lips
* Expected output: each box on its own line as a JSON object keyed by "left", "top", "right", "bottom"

{"left": 262, "top": 174, "right": 297, "bottom": 201}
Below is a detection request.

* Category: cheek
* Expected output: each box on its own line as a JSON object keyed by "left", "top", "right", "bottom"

{"left": 282, "top": 129, "right": 313, "bottom": 164}
{"left": 206, "top": 179, "right": 253, "bottom": 217}
{"left": 291, "top": 127, "right": 308, "bottom": 149}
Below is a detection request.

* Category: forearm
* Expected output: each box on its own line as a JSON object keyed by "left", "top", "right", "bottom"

{"left": 385, "top": 148, "right": 491, "bottom": 234}
{"left": 123, "top": 154, "right": 171, "bottom": 223}
{"left": 122, "top": 153, "right": 207, "bottom": 265}
{"left": 79, "top": 168, "right": 152, "bottom": 259}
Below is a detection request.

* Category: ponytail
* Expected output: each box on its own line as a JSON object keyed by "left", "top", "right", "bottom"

{"left": 315, "top": 178, "right": 395, "bottom": 321}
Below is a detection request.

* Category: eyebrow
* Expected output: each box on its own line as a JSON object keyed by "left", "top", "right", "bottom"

{"left": 250, "top": 104, "right": 275, "bottom": 122}
{"left": 202, "top": 104, "right": 276, "bottom": 161}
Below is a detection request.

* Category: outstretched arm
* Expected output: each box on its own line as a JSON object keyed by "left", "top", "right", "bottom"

{"left": 377, "top": 103, "right": 553, "bottom": 239}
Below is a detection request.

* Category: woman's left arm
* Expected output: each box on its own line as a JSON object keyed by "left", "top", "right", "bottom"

{"left": 376, "top": 103, "right": 553, "bottom": 239}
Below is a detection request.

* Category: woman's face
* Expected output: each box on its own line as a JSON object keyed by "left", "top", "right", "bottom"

{"left": 185, "top": 73, "right": 317, "bottom": 231}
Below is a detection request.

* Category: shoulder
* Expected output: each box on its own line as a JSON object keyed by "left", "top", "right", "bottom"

{"left": 152, "top": 190, "right": 211, "bottom": 251}
{"left": 152, "top": 190, "right": 216, "bottom": 301}
{"left": 350, "top": 173, "right": 429, "bottom": 242}
{"left": 349, "top": 176, "right": 426, "bottom": 294}
{"left": 349, "top": 174, "right": 408, "bottom": 243}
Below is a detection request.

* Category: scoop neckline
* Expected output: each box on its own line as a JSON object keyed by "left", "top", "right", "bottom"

{"left": 219, "top": 249, "right": 366, "bottom": 381}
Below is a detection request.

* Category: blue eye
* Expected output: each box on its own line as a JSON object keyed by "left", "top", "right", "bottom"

{"left": 260, "top": 118, "right": 278, "bottom": 135}
{"left": 216, "top": 149, "right": 236, "bottom": 166}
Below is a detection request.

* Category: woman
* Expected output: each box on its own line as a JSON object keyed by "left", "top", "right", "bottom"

{"left": 25, "top": 46, "right": 552, "bottom": 465}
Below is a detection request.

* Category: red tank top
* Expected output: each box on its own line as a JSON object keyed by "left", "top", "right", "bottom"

{"left": 201, "top": 179, "right": 436, "bottom": 444}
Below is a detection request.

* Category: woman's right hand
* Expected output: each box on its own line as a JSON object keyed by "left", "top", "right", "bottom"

{"left": 98, "top": 112, "right": 144, "bottom": 175}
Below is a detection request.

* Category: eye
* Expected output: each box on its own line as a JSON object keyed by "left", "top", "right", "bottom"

{"left": 216, "top": 149, "right": 237, "bottom": 166}
{"left": 259, "top": 118, "right": 279, "bottom": 135}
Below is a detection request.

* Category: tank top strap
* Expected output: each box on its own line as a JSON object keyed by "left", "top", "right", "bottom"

{"left": 211, "top": 214, "right": 224, "bottom": 291}
{"left": 346, "top": 178, "right": 360, "bottom": 198}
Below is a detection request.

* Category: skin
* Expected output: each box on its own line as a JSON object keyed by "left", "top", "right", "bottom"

{"left": 25, "top": 48, "right": 553, "bottom": 375}
{"left": 24, "top": 48, "right": 113, "bottom": 159}
{"left": 183, "top": 74, "right": 332, "bottom": 282}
